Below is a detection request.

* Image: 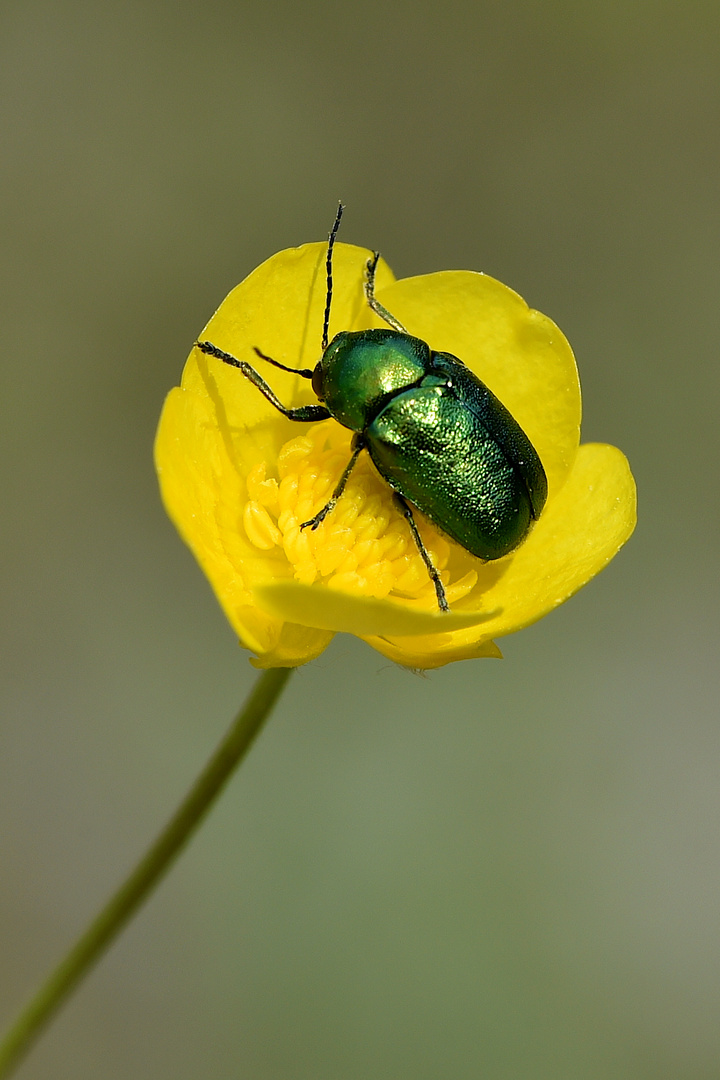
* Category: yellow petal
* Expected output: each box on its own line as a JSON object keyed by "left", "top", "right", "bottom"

{"left": 155, "top": 385, "right": 331, "bottom": 667}
{"left": 360, "top": 632, "right": 504, "bottom": 669}
{"left": 479, "top": 441, "right": 636, "bottom": 634}
{"left": 253, "top": 581, "right": 499, "bottom": 637}
{"left": 182, "top": 242, "right": 396, "bottom": 433}
{"left": 248, "top": 621, "right": 334, "bottom": 669}
{"left": 363, "top": 442, "right": 636, "bottom": 669}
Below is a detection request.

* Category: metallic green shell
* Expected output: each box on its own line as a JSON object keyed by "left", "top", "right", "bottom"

{"left": 316, "top": 329, "right": 430, "bottom": 431}
{"left": 314, "top": 330, "right": 548, "bottom": 561}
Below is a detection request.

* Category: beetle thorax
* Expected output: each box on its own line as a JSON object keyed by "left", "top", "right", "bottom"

{"left": 314, "top": 328, "right": 432, "bottom": 432}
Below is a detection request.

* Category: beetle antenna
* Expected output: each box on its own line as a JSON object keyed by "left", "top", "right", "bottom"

{"left": 252, "top": 346, "right": 313, "bottom": 379}
{"left": 322, "top": 201, "right": 344, "bottom": 352}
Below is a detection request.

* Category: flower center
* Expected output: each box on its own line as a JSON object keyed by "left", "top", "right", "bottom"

{"left": 241, "top": 421, "right": 477, "bottom": 606}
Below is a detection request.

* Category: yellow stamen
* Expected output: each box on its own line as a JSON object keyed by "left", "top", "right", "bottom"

{"left": 244, "top": 422, "right": 478, "bottom": 605}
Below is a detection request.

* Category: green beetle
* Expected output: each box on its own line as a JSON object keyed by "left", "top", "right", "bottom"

{"left": 196, "top": 206, "right": 547, "bottom": 612}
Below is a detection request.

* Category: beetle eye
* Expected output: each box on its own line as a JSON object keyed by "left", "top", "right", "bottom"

{"left": 311, "top": 363, "right": 324, "bottom": 400}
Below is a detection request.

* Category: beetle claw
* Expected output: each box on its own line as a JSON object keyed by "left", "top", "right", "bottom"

{"left": 300, "top": 502, "right": 335, "bottom": 531}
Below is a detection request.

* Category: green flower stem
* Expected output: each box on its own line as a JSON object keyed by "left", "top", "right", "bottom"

{"left": 0, "top": 666, "right": 292, "bottom": 1079}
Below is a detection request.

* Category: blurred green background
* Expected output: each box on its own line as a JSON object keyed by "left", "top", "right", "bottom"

{"left": 1, "top": 1, "right": 718, "bottom": 1077}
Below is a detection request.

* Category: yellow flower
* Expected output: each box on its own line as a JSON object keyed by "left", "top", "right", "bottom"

{"left": 155, "top": 240, "right": 636, "bottom": 669}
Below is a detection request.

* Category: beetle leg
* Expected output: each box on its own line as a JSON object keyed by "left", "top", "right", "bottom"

{"left": 365, "top": 252, "right": 408, "bottom": 334}
{"left": 300, "top": 438, "right": 366, "bottom": 531}
{"left": 393, "top": 494, "right": 449, "bottom": 613}
{"left": 195, "top": 340, "right": 330, "bottom": 423}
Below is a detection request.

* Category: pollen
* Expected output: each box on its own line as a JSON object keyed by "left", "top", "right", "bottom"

{"left": 242, "top": 421, "right": 477, "bottom": 605}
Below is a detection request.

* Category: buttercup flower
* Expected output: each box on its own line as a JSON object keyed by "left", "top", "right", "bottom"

{"left": 155, "top": 240, "right": 636, "bottom": 669}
